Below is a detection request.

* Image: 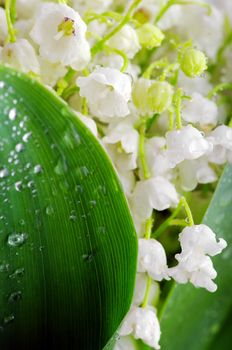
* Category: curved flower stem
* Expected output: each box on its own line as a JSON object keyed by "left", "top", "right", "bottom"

{"left": 139, "top": 121, "right": 151, "bottom": 180}
{"left": 153, "top": 196, "right": 194, "bottom": 238}
{"left": 5, "top": 0, "right": 16, "bottom": 43}
{"left": 142, "top": 59, "right": 168, "bottom": 79}
{"left": 181, "top": 196, "right": 194, "bottom": 226}
{"left": 104, "top": 45, "right": 129, "bottom": 72}
{"left": 208, "top": 83, "right": 232, "bottom": 99}
{"left": 91, "top": 0, "right": 142, "bottom": 56}
{"left": 155, "top": 0, "right": 211, "bottom": 24}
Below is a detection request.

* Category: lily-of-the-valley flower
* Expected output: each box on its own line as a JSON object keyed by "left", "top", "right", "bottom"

{"left": 119, "top": 306, "right": 161, "bottom": 349}
{"left": 108, "top": 24, "right": 141, "bottom": 59}
{"left": 138, "top": 238, "right": 169, "bottom": 281}
{"left": 77, "top": 67, "right": 132, "bottom": 120}
{"left": 165, "top": 125, "right": 212, "bottom": 167}
{"left": 103, "top": 118, "right": 139, "bottom": 170}
{"left": 30, "top": 3, "right": 90, "bottom": 70}
{"left": 169, "top": 225, "right": 227, "bottom": 292}
{"left": 130, "top": 176, "right": 179, "bottom": 232}
{"left": 207, "top": 125, "right": 232, "bottom": 164}
{"left": 182, "top": 92, "right": 218, "bottom": 126}
{"left": 0, "top": 38, "right": 40, "bottom": 74}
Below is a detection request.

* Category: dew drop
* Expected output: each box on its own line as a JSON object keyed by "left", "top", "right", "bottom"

{"left": 0, "top": 168, "right": 9, "bottom": 179}
{"left": 46, "top": 205, "right": 54, "bottom": 216}
{"left": 4, "top": 314, "right": 15, "bottom": 324}
{"left": 9, "top": 268, "right": 25, "bottom": 279}
{"left": 8, "top": 108, "right": 17, "bottom": 121}
{"left": 89, "top": 200, "right": 97, "bottom": 208}
{"left": 15, "top": 181, "right": 22, "bottom": 192}
{"left": 8, "top": 291, "right": 22, "bottom": 303}
{"left": 34, "top": 164, "right": 42, "bottom": 174}
{"left": 15, "top": 143, "right": 24, "bottom": 153}
{"left": 82, "top": 253, "right": 94, "bottom": 263}
{"left": 7, "top": 233, "right": 28, "bottom": 247}
{"left": 22, "top": 132, "right": 32, "bottom": 143}
{"left": 75, "top": 184, "right": 83, "bottom": 193}
{"left": 0, "top": 263, "right": 10, "bottom": 272}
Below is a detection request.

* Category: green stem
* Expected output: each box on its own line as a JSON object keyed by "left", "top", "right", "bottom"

{"left": 141, "top": 216, "right": 154, "bottom": 308}
{"left": 141, "top": 276, "right": 152, "bottom": 308}
{"left": 153, "top": 196, "right": 194, "bottom": 238}
{"left": 139, "top": 122, "right": 151, "bottom": 180}
{"left": 82, "top": 98, "right": 88, "bottom": 116}
{"left": 91, "top": 0, "right": 142, "bottom": 56}
{"left": 155, "top": 0, "right": 211, "bottom": 24}
{"left": 208, "top": 83, "right": 232, "bottom": 99}
{"left": 174, "top": 88, "right": 183, "bottom": 129}
{"left": 144, "top": 216, "right": 154, "bottom": 240}
{"left": 104, "top": 45, "right": 129, "bottom": 72}
{"left": 181, "top": 196, "right": 194, "bottom": 226}
{"left": 5, "top": 0, "right": 16, "bottom": 43}
{"left": 142, "top": 59, "right": 168, "bottom": 79}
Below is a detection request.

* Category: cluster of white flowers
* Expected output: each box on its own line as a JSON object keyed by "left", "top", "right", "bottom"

{"left": 0, "top": 0, "right": 231, "bottom": 349}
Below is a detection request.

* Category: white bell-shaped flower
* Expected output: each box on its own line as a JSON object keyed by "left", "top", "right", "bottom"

{"left": 114, "top": 336, "right": 137, "bottom": 350}
{"left": 30, "top": 3, "right": 90, "bottom": 70}
{"left": 119, "top": 306, "right": 161, "bottom": 349}
{"left": 130, "top": 177, "right": 179, "bottom": 233}
{"left": 178, "top": 157, "right": 217, "bottom": 191}
{"left": 138, "top": 238, "right": 169, "bottom": 281}
{"left": 169, "top": 254, "right": 218, "bottom": 292}
{"left": 0, "top": 39, "right": 40, "bottom": 74}
{"left": 182, "top": 93, "right": 218, "bottom": 126}
{"left": 177, "top": 224, "right": 227, "bottom": 256}
{"left": 207, "top": 125, "right": 232, "bottom": 164}
{"left": 39, "top": 58, "right": 67, "bottom": 87}
{"left": 77, "top": 67, "right": 132, "bottom": 121}
{"left": 103, "top": 118, "right": 139, "bottom": 170}
{"left": 169, "top": 225, "right": 227, "bottom": 292}
{"left": 165, "top": 125, "right": 212, "bottom": 167}
{"left": 108, "top": 24, "right": 140, "bottom": 59}
{"left": 144, "top": 137, "right": 172, "bottom": 178}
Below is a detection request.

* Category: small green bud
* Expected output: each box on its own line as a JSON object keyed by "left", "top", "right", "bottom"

{"left": 147, "top": 81, "right": 173, "bottom": 114}
{"left": 132, "top": 78, "right": 152, "bottom": 114}
{"left": 136, "top": 23, "right": 165, "bottom": 49}
{"left": 180, "top": 48, "right": 207, "bottom": 78}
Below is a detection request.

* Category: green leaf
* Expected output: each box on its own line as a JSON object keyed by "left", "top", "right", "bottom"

{"left": 159, "top": 165, "right": 232, "bottom": 350}
{"left": 0, "top": 66, "right": 137, "bottom": 349}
